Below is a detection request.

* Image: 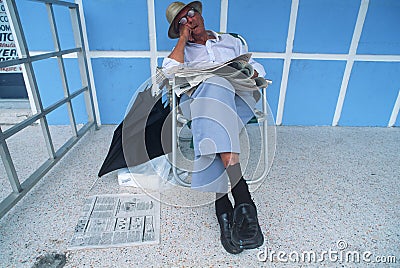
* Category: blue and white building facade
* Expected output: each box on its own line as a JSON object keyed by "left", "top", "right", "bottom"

{"left": 7, "top": 0, "right": 400, "bottom": 127}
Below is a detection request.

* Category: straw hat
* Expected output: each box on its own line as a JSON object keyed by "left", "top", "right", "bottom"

{"left": 166, "top": 1, "right": 202, "bottom": 39}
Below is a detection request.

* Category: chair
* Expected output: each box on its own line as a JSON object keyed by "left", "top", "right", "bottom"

{"left": 157, "top": 33, "right": 274, "bottom": 188}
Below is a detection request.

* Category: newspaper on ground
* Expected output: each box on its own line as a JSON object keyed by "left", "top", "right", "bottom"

{"left": 68, "top": 193, "right": 160, "bottom": 250}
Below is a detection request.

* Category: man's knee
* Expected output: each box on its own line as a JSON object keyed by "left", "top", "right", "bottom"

{"left": 220, "top": 152, "right": 239, "bottom": 168}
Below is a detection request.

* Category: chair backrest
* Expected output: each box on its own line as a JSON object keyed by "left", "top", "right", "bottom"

{"left": 218, "top": 32, "right": 248, "bottom": 51}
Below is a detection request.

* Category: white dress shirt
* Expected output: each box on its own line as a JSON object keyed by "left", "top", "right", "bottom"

{"left": 162, "top": 30, "right": 266, "bottom": 78}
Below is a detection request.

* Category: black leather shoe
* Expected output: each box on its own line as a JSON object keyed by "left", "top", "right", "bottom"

{"left": 217, "top": 212, "right": 244, "bottom": 254}
{"left": 232, "top": 203, "right": 264, "bottom": 249}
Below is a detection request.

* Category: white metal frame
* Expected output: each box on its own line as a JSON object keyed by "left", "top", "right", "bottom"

{"left": 0, "top": 0, "right": 99, "bottom": 219}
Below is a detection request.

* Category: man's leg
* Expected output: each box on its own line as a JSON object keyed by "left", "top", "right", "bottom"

{"left": 220, "top": 152, "right": 254, "bottom": 207}
{"left": 220, "top": 153, "right": 264, "bottom": 249}
{"left": 188, "top": 76, "right": 263, "bottom": 251}
{"left": 213, "top": 153, "right": 242, "bottom": 254}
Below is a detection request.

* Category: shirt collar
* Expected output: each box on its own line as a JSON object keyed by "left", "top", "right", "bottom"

{"left": 207, "top": 30, "right": 222, "bottom": 41}
{"left": 187, "top": 30, "right": 221, "bottom": 46}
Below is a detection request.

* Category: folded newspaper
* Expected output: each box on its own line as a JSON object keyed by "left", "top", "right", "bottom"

{"left": 162, "top": 53, "right": 269, "bottom": 97}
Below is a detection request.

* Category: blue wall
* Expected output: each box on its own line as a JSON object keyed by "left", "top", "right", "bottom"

{"left": 228, "top": 1, "right": 291, "bottom": 53}
{"left": 341, "top": 62, "right": 400, "bottom": 126}
{"left": 14, "top": 0, "right": 400, "bottom": 126}
{"left": 283, "top": 60, "right": 346, "bottom": 126}
{"left": 294, "top": 0, "right": 360, "bottom": 54}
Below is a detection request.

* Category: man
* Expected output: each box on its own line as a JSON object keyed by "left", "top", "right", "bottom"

{"left": 162, "top": 1, "right": 265, "bottom": 254}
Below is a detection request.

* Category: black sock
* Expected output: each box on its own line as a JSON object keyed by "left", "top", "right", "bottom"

{"left": 231, "top": 178, "right": 255, "bottom": 207}
{"left": 215, "top": 193, "right": 233, "bottom": 216}
{"left": 226, "top": 163, "right": 255, "bottom": 207}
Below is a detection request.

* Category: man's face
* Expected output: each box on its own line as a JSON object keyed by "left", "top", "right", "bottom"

{"left": 174, "top": 6, "right": 204, "bottom": 36}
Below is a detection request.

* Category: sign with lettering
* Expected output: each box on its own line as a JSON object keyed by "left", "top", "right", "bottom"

{"left": 0, "top": 0, "right": 21, "bottom": 73}
{"left": 0, "top": 0, "right": 27, "bottom": 99}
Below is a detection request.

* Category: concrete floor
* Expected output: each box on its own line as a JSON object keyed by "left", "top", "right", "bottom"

{"left": 0, "top": 124, "right": 399, "bottom": 267}
{"left": 0, "top": 100, "right": 31, "bottom": 125}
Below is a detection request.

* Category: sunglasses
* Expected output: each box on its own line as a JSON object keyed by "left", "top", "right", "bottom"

{"left": 178, "top": 8, "right": 196, "bottom": 25}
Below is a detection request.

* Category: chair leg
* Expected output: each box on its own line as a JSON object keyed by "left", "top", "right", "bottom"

{"left": 171, "top": 86, "right": 192, "bottom": 187}
{"left": 247, "top": 86, "right": 270, "bottom": 185}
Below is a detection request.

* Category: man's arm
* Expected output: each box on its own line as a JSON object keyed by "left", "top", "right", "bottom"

{"left": 167, "top": 25, "right": 193, "bottom": 63}
{"left": 251, "top": 70, "right": 259, "bottom": 79}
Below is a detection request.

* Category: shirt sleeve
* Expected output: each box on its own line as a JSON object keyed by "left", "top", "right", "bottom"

{"left": 162, "top": 56, "right": 181, "bottom": 69}
{"left": 161, "top": 56, "right": 184, "bottom": 79}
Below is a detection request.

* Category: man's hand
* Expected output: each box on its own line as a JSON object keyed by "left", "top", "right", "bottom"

{"left": 251, "top": 70, "right": 259, "bottom": 79}
{"left": 179, "top": 24, "right": 194, "bottom": 43}
{"left": 167, "top": 25, "right": 191, "bottom": 63}
{"left": 167, "top": 24, "right": 195, "bottom": 63}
